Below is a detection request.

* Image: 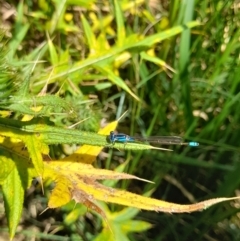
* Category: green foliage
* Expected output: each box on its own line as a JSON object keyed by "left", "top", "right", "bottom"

{"left": 0, "top": 0, "right": 240, "bottom": 240}
{"left": 93, "top": 204, "right": 152, "bottom": 241}
{"left": 2, "top": 168, "right": 25, "bottom": 239}
{"left": 0, "top": 41, "right": 17, "bottom": 100}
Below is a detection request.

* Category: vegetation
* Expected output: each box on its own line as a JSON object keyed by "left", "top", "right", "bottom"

{"left": 0, "top": 0, "right": 240, "bottom": 240}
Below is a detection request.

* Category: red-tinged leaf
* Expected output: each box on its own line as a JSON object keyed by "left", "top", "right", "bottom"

{"left": 2, "top": 167, "right": 24, "bottom": 240}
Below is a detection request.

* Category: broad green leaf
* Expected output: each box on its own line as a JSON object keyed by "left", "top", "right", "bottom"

{"left": 0, "top": 147, "right": 15, "bottom": 184}
{"left": 30, "top": 124, "right": 169, "bottom": 151}
{"left": 0, "top": 136, "right": 37, "bottom": 238}
{"left": 0, "top": 120, "right": 47, "bottom": 178}
{"left": 0, "top": 136, "right": 37, "bottom": 187}
{"left": 2, "top": 167, "right": 24, "bottom": 240}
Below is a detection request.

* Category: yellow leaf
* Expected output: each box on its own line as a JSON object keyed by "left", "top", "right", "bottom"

{"left": 75, "top": 179, "right": 240, "bottom": 213}
{"left": 45, "top": 161, "right": 153, "bottom": 183}
{"left": 44, "top": 157, "right": 240, "bottom": 216}
{"left": 48, "top": 174, "right": 72, "bottom": 208}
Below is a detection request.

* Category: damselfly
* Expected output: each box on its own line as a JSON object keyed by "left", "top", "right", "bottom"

{"left": 109, "top": 131, "right": 199, "bottom": 147}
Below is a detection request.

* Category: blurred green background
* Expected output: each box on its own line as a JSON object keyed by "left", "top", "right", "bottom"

{"left": 0, "top": 0, "right": 240, "bottom": 240}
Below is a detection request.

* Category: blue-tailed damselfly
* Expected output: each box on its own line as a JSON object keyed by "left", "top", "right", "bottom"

{"left": 109, "top": 131, "right": 199, "bottom": 147}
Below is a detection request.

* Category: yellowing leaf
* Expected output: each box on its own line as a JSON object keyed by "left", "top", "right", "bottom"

{"left": 0, "top": 143, "right": 15, "bottom": 184}
{"left": 24, "top": 135, "right": 48, "bottom": 177}
{"left": 0, "top": 135, "right": 37, "bottom": 187}
{"left": 44, "top": 155, "right": 240, "bottom": 221}
{"left": 45, "top": 161, "right": 152, "bottom": 183}
{"left": 48, "top": 174, "right": 72, "bottom": 208}
{"left": 75, "top": 179, "right": 240, "bottom": 213}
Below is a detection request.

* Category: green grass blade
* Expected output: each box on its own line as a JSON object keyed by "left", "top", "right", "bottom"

{"left": 114, "top": 0, "right": 126, "bottom": 47}
{"left": 81, "top": 14, "right": 97, "bottom": 54}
